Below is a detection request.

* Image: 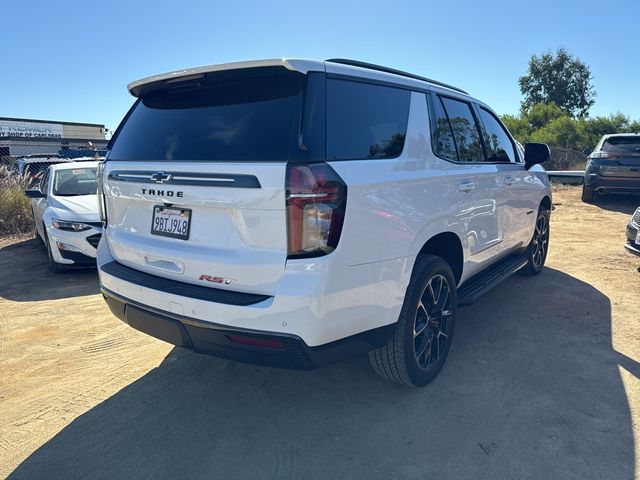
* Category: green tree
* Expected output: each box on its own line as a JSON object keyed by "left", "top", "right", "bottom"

{"left": 501, "top": 114, "right": 532, "bottom": 143}
{"left": 531, "top": 116, "right": 580, "bottom": 148}
{"left": 525, "top": 102, "right": 565, "bottom": 129}
{"left": 519, "top": 48, "right": 596, "bottom": 118}
{"left": 577, "top": 113, "right": 632, "bottom": 149}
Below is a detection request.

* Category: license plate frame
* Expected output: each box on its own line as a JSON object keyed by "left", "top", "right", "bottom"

{"left": 151, "top": 205, "right": 192, "bottom": 240}
{"left": 636, "top": 230, "right": 640, "bottom": 245}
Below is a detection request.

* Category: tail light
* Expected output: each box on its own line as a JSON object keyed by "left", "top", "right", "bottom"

{"left": 96, "top": 161, "right": 108, "bottom": 225}
{"left": 286, "top": 163, "right": 347, "bottom": 258}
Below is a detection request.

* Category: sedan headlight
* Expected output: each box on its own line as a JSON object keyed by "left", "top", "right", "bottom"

{"left": 51, "top": 218, "right": 92, "bottom": 232}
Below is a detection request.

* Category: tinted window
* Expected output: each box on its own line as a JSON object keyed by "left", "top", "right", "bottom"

{"left": 478, "top": 108, "right": 516, "bottom": 162}
{"left": 109, "top": 68, "right": 304, "bottom": 161}
{"left": 602, "top": 136, "right": 640, "bottom": 154}
{"left": 53, "top": 168, "right": 98, "bottom": 196}
{"left": 429, "top": 95, "right": 458, "bottom": 161}
{"left": 441, "top": 97, "right": 484, "bottom": 162}
{"left": 327, "top": 79, "right": 410, "bottom": 160}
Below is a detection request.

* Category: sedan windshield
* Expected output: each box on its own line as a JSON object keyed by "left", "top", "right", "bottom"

{"left": 53, "top": 168, "right": 98, "bottom": 196}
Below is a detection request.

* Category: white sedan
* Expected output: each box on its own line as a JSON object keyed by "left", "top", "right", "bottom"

{"left": 25, "top": 161, "right": 102, "bottom": 272}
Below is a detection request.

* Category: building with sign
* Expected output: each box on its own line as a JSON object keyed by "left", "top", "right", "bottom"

{"left": 0, "top": 117, "right": 108, "bottom": 160}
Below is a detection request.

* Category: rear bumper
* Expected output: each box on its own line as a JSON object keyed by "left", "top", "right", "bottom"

{"left": 97, "top": 237, "right": 411, "bottom": 347}
{"left": 585, "top": 174, "right": 640, "bottom": 194}
{"left": 102, "top": 287, "right": 393, "bottom": 369}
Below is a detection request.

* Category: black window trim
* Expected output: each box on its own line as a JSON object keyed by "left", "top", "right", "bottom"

{"left": 428, "top": 94, "right": 490, "bottom": 165}
{"left": 108, "top": 70, "right": 515, "bottom": 166}
{"left": 427, "top": 92, "right": 526, "bottom": 166}
{"left": 426, "top": 92, "right": 460, "bottom": 163}
{"left": 473, "top": 104, "right": 522, "bottom": 164}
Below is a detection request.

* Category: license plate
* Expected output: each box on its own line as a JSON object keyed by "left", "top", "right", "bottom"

{"left": 151, "top": 206, "right": 191, "bottom": 240}
{"left": 636, "top": 230, "right": 640, "bottom": 244}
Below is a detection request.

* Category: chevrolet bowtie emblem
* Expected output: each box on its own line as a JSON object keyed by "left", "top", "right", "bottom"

{"left": 150, "top": 172, "right": 172, "bottom": 183}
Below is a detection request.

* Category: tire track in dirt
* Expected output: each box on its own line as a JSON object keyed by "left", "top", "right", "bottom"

{"left": 0, "top": 308, "right": 7, "bottom": 371}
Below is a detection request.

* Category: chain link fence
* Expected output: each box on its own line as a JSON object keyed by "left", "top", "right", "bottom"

{"left": 547, "top": 146, "right": 588, "bottom": 171}
{"left": 0, "top": 140, "right": 106, "bottom": 237}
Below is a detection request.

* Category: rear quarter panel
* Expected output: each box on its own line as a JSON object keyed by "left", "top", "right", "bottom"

{"left": 329, "top": 92, "right": 463, "bottom": 267}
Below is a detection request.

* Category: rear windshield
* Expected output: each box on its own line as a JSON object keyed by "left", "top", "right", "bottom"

{"left": 53, "top": 168, "right": 97, "bottom": 196}
{"left": 602, "top": 136, "right": 640, "bottom": 154}
{"left": 108, "top": 68, "right": 304, "bottom": 162}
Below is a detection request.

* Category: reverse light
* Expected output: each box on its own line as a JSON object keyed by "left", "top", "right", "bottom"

{"left": 286, "top": 163, "right": 347, "bottom": 258}
{"left": 52, "top": 218, "right": 92, "bottom": 232}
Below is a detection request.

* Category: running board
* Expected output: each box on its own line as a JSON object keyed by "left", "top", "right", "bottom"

{"left": 457, "top": 254, "right": 528, "bottom": 307}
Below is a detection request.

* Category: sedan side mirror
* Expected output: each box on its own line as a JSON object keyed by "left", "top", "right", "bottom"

{"left": 24, "top": 189, "right": 46, "bottom": 199}
{"left": 524, "top": 143, "right": 550, "bottom": 170}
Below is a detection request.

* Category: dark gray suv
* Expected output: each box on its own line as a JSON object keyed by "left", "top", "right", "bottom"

{"left": 582, "top": 134, "right": 640, "bottom": 202}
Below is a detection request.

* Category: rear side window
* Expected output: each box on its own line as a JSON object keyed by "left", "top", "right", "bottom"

{"left": 326, "top": 79, "right": 410, "bottom": 160}
{"left": 602, "top": 136, "right": 640, "bottom": 155}
{"left": 477, "top": 108, "right": 516, "bottom": 162}
{"left": 108, "top": 68, "right": 304, "bottom": 162}
{"left": 440, "top": 97, "right": 484, "bottom": 162}
{"left": 429, "top": 95, "right": 458, "bottom": 162}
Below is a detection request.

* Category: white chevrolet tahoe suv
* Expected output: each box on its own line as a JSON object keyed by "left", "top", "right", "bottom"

{"left": 98, "top": 58, "right": 552, "bottom": 386}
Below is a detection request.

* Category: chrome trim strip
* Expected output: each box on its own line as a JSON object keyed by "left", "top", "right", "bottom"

{"left": 108, "top": 170, "right": 261, "bottom": 188}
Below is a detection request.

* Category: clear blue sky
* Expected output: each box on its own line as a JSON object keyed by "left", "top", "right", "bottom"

{"left": 3, "top": 0, "right": 639, "bottom": 132}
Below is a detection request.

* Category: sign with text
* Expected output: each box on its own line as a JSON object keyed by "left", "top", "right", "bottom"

{"left": 0, "top": 120, "right": 64, "bottom": 139}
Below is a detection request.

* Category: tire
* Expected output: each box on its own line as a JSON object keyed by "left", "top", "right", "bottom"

{"left": 581, "top": 185, "right": 595, "bottom": 202}
{"left": 519, "top": 206, "right": 550, "bottom": 276}
{"left": 44, "top": 228, "right": 64, "bottom": 273}
{"left": 369, "top": 254, "right": 457, "bottom": 387}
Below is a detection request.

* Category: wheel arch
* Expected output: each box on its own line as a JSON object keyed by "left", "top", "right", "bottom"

{"left": 540, "top": 195, "right": 551, "bottom": 212}
{"left": 417, "top": 232, "right": 464, "bottom": 285}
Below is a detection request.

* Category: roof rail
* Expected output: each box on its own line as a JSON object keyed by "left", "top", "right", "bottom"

{"left": 325, "top": 58, "right": 468, "bottom": 95}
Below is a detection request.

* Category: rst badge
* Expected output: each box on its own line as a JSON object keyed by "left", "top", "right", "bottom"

{"left": 199, "top": 274, "right": 235, "bottom": 285}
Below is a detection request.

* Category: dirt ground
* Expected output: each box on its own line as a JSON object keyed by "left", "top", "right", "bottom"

{"left": 1, "top": 186, "right": 639, "bottom": 480}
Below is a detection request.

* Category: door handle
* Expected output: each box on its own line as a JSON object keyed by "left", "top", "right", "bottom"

{"left": 458, "top": 182, "right": 476, "bottom": 192}
{"left": 504, "top": 175, "right": 515, "bottom": 185}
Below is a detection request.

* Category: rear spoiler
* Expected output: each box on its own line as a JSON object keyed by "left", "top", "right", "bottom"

{"left": 127, "top": 58, "right": 324, "bottom": 97}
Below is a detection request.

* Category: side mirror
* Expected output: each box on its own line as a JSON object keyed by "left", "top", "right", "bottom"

{"left": 524, "top": 143, "right": 550, "bottom": 169}
{"left": 582, "top": 148, "right": 593, "bottom": 156}
{"left": 24, "top": 189, "right": 46, "bottom": 199}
